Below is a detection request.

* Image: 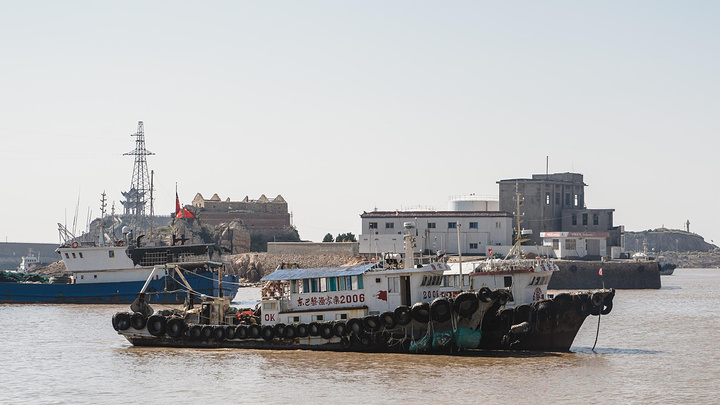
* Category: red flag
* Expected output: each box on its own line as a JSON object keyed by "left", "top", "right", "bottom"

{"left": 181, "top": 207, "right": 195, "bottom": 219}
{"left": 175, "top": 192, "right": 181, "bottom": 216}
{"left": 598, "top": 267, "right": 603, "bottom": 276}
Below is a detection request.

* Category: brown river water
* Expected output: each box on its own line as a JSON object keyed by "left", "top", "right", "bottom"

{"left": 1, "top": 268, "right": 719, "bottom": 404}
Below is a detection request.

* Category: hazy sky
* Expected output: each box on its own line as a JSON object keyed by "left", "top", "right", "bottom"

{"left": 2, "top": 1, "right": 718, "bottom": 246}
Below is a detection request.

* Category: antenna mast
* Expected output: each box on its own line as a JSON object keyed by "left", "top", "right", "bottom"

{"left": 122, "top": 121, "right": 154, "bottom": 230}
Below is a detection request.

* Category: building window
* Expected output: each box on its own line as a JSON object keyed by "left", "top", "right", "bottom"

{"left": 565, "top": 194, "right": 571, "bottom": 206}
{"left": 555, "top": 193, "right": 560, "bottom": 205}
{"left": 496, "top": 222, "right": 502, "bottom": 228}
{"left": 469, "top": 243, "right": 478, "bottom": 249}
{"left": 369, "top": 222, "right": 378, "bottom": 229}
{"left": 448, "top": 222, "right": 457, "bottom": 229}
{"left": 593, "top": 214, "right": 599, "bottom": 226}
{"left": 571, "top": 214, "right": 577, "bottom": 226}
{"left": 582, "top": 213, "right": 588, "bottom": 226}
{"left": 427, "top": 222, "right": 436, "bottom": 229}
{"left": 385, "top": 222, "right": 394, "bottom": 229}
{"left": 302, "top": 279, "right": 310, "bottom": 293}
{"left": 469, "top": 222, "right": 478, "bottom": 229}
{"left": 552, "top": 239, "right": 559, "bottom": 249}
{"left": 311, "top": 278, "right": 320, "bottom": 292}
{"left": 546, "top": 193, "right": 550, "bottom": 205}
{"left": 566, "top": 239, "right": 577, "bottom": 250}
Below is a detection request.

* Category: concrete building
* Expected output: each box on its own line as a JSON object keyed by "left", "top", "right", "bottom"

{"left": 540, "top": 231, "right": 610, "bottom": 259}
{"left": 359, "top": 210, "right": 513, "bottom": 255}
{"left": 498, "top": 172, "right": 623, "bottom": 258}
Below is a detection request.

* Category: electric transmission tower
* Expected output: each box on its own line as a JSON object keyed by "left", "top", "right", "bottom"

{"left": 121, "top": 121, "right": 154, "bottom": 230}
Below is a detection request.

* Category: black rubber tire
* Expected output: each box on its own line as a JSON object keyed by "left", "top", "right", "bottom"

{"left": 430, "top": 298, "right": 452, "bottom": 323}
{"left": 514, "top": 304, "right": 533, "bottom": 323}
{"left": 600, "top": 299, "right": 613, "bottom": 315}
{"left": 225, "top": 325, "right": 236, "bottom": 340}
{"left": 146, "top": 315, "right": 166, "bottom": 336}
{"left": 284, "top": 324, "right": 297, "bottom": 339}
{"left": 166, "top": 318, "right": 185, "bottom": 338}
{"left": 394, "top": 306, "right": 412, "bottom": 326}
{"left": 236, "top": 325, "right": 248, "bottom": 340}
{"left": 261, "top": 325, "right": 274, "bottom": 341}
{"left": 575, "top": 294, "right": 591, "bottom": 316}
{"left": 341, "top": 336, "right": 352, "bottom": 350}
{"left": 553, "top": 293, "right": 574, "bottom": 313}
{"left": 453, "top": 292, "right": 479, "bottom": 318}
{"left": 347, "top": 318, "right": 364, "bottom": 335}
{"left": 114, "top": 312, "right": 131, "bottom": 331}
{"left": 319, "top": 323, "right": 334, "bottom": 339}
{"left": 363, "top": 315, "right": 381, "bottom": 332}
{"left": 411, "top": 302, "right": 430, "bottom": 324}
{"left": 201, "top": 325, "right": 214, "bottom": 340}
{"left": 333, "top": 321, "right": 348, "bottom": 337}
{"left": 380, "top": 311, "right": 397, "bottom": 329}
{"left": 534, "top": 300, "right": 554, "bottom": 322}
{"left": 130, "top": 312, "right": 146, "bottom": 330}
{"left": 499, "top": 308, "right": 514, "bottom": 327}
{"left": 249, "top": 324, "right": 262, "bottom": 339}
{"left": 188, "top": 324, "right": 203, "bottom": 340}
{"left": 477, "top": 287, "right": 492, "bottom": 303}
{"left": 295, "top": 323, "right": 309, "bottom": 338}
{"left": 308, "top": 322, "right": 321, "bottom": 337}
{"left": 212, "top": 325, "right": 226, "bottom": 341}
{"left": 273, "top": 323, "right": 286, "bottom": 338}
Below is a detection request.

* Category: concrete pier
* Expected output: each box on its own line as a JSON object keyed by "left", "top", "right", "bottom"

{"left": 548, "top": 260, "right": 661, "bottom": 289}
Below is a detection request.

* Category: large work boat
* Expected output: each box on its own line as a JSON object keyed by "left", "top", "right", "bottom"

{"left": 114, "top": 223, "right": 614, "bottom": 353}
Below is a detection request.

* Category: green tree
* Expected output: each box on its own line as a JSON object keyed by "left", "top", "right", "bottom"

{"left": 335, "top": 232, "right": 357, "bottom": 242}
{"left": 322, "top": 233, "right": 334, "bottom": 243}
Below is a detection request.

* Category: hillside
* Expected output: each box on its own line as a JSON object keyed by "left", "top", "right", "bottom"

{"left": 624, "top": 228, "right": 717, "bottom": 253}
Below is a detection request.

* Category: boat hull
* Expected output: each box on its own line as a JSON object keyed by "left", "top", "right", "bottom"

{"left": 0, "top": 273, "right": 239, "bottom": 304}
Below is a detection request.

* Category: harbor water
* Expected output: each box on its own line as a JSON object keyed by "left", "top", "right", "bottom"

{"left": 1, "top": 268, "right": 719, "bottom": 404}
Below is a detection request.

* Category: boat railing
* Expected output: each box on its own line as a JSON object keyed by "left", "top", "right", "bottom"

{"left": 137, "top": 251, "right": 211, "bottom": 266}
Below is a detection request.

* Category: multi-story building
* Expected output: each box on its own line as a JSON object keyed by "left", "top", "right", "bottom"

{"left": 498, "top": 172, "right": 623, "bottom": 258}
{"left": 359, "top": 210, "right": 512, "bottom": 255}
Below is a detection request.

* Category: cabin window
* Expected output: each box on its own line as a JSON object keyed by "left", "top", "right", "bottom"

{"left": 72, "top": 253, "right": 76, "bottom": 258}
{"left": 448, "top": 222, "right": 457, "bottom": 229}
{"left": 302, "top": 279, "right": 310, "bottom": 293}
{"left": 369, "top": 222, "right": 378, "bottom": 229}
{"left": 463, "top": 275, "right": 470, "bottom": 286}
{"left": 94, "top": 275, "right": 97, "bottom": 279}
{"left": 427, "top": 222, "right": 436, "bottom": 229}
{"left": 496, "top": 222, "right": 502, "bottom": 228}
{"left": 313, "top": 315, "right": 324, "bottom": 321}
{"left": 388, "top": 276, "right": 400, "bottom": 293}
{"left": 65, "top": 253, "right": 69, "bottom": 259}
{"left": 385, "top": 222, "right": 394, "bottom": 229}
{"left": 336, "top": 277, "right": 346, "bottom": 291}
{"left": 336, "top": 313, "right": 348, "bottom": 320}
{"left": 79, "top": 253, "right": 83, "bottom": 258}
{"left": 504, "top": 276, "right": 512, "bottom": 288}
{"left": 566, "top": 239, "right": 577, "bottom": 250}
{"left": 109, "top": 250, "right": 115, "bottom": 258}
{"left": 80, "top": 275, "right": 84, "bottom": 280}
{"left": 328, "top": 277, "right": 337, "bottom": 291}
{"left": 345, "top": 276, "right": 353, "bottom": 291}
{"left": 421, "top": 275, "right": 428, "bottom": 286}
{"left": 290, "top": 316, "right": 300, "bottom": 323}
{"left": 320, "top": 277, "right": 328, "bottom": 292}
{"left": 290, "top": 280, "right": 298, "bottom": 294}
{"left": 357, "top": 275, "right": 363, "bottom": 289}
{"left": 310, "top": 278, "right": 320, "bottom": 293}
{"left": 469, "top": 222, "right": 478, "bottom": 229}
{"left": 469, "top": 243, "right": 478, "bottom": 250}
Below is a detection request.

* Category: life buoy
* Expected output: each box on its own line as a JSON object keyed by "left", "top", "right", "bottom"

{"left": 116, "top": 240, "right": 124, "bottom": 247}
{"left": 71, "top": 241, "right": 79, "bottom": 248}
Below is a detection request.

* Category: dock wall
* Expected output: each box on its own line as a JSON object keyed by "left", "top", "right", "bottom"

{"left": 548, "top": 260, "right": 661, "bottom": 290}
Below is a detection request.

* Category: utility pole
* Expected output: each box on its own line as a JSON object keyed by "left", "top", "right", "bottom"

{"left": 122, "top": 121, "right": 154, "bottom": 231}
